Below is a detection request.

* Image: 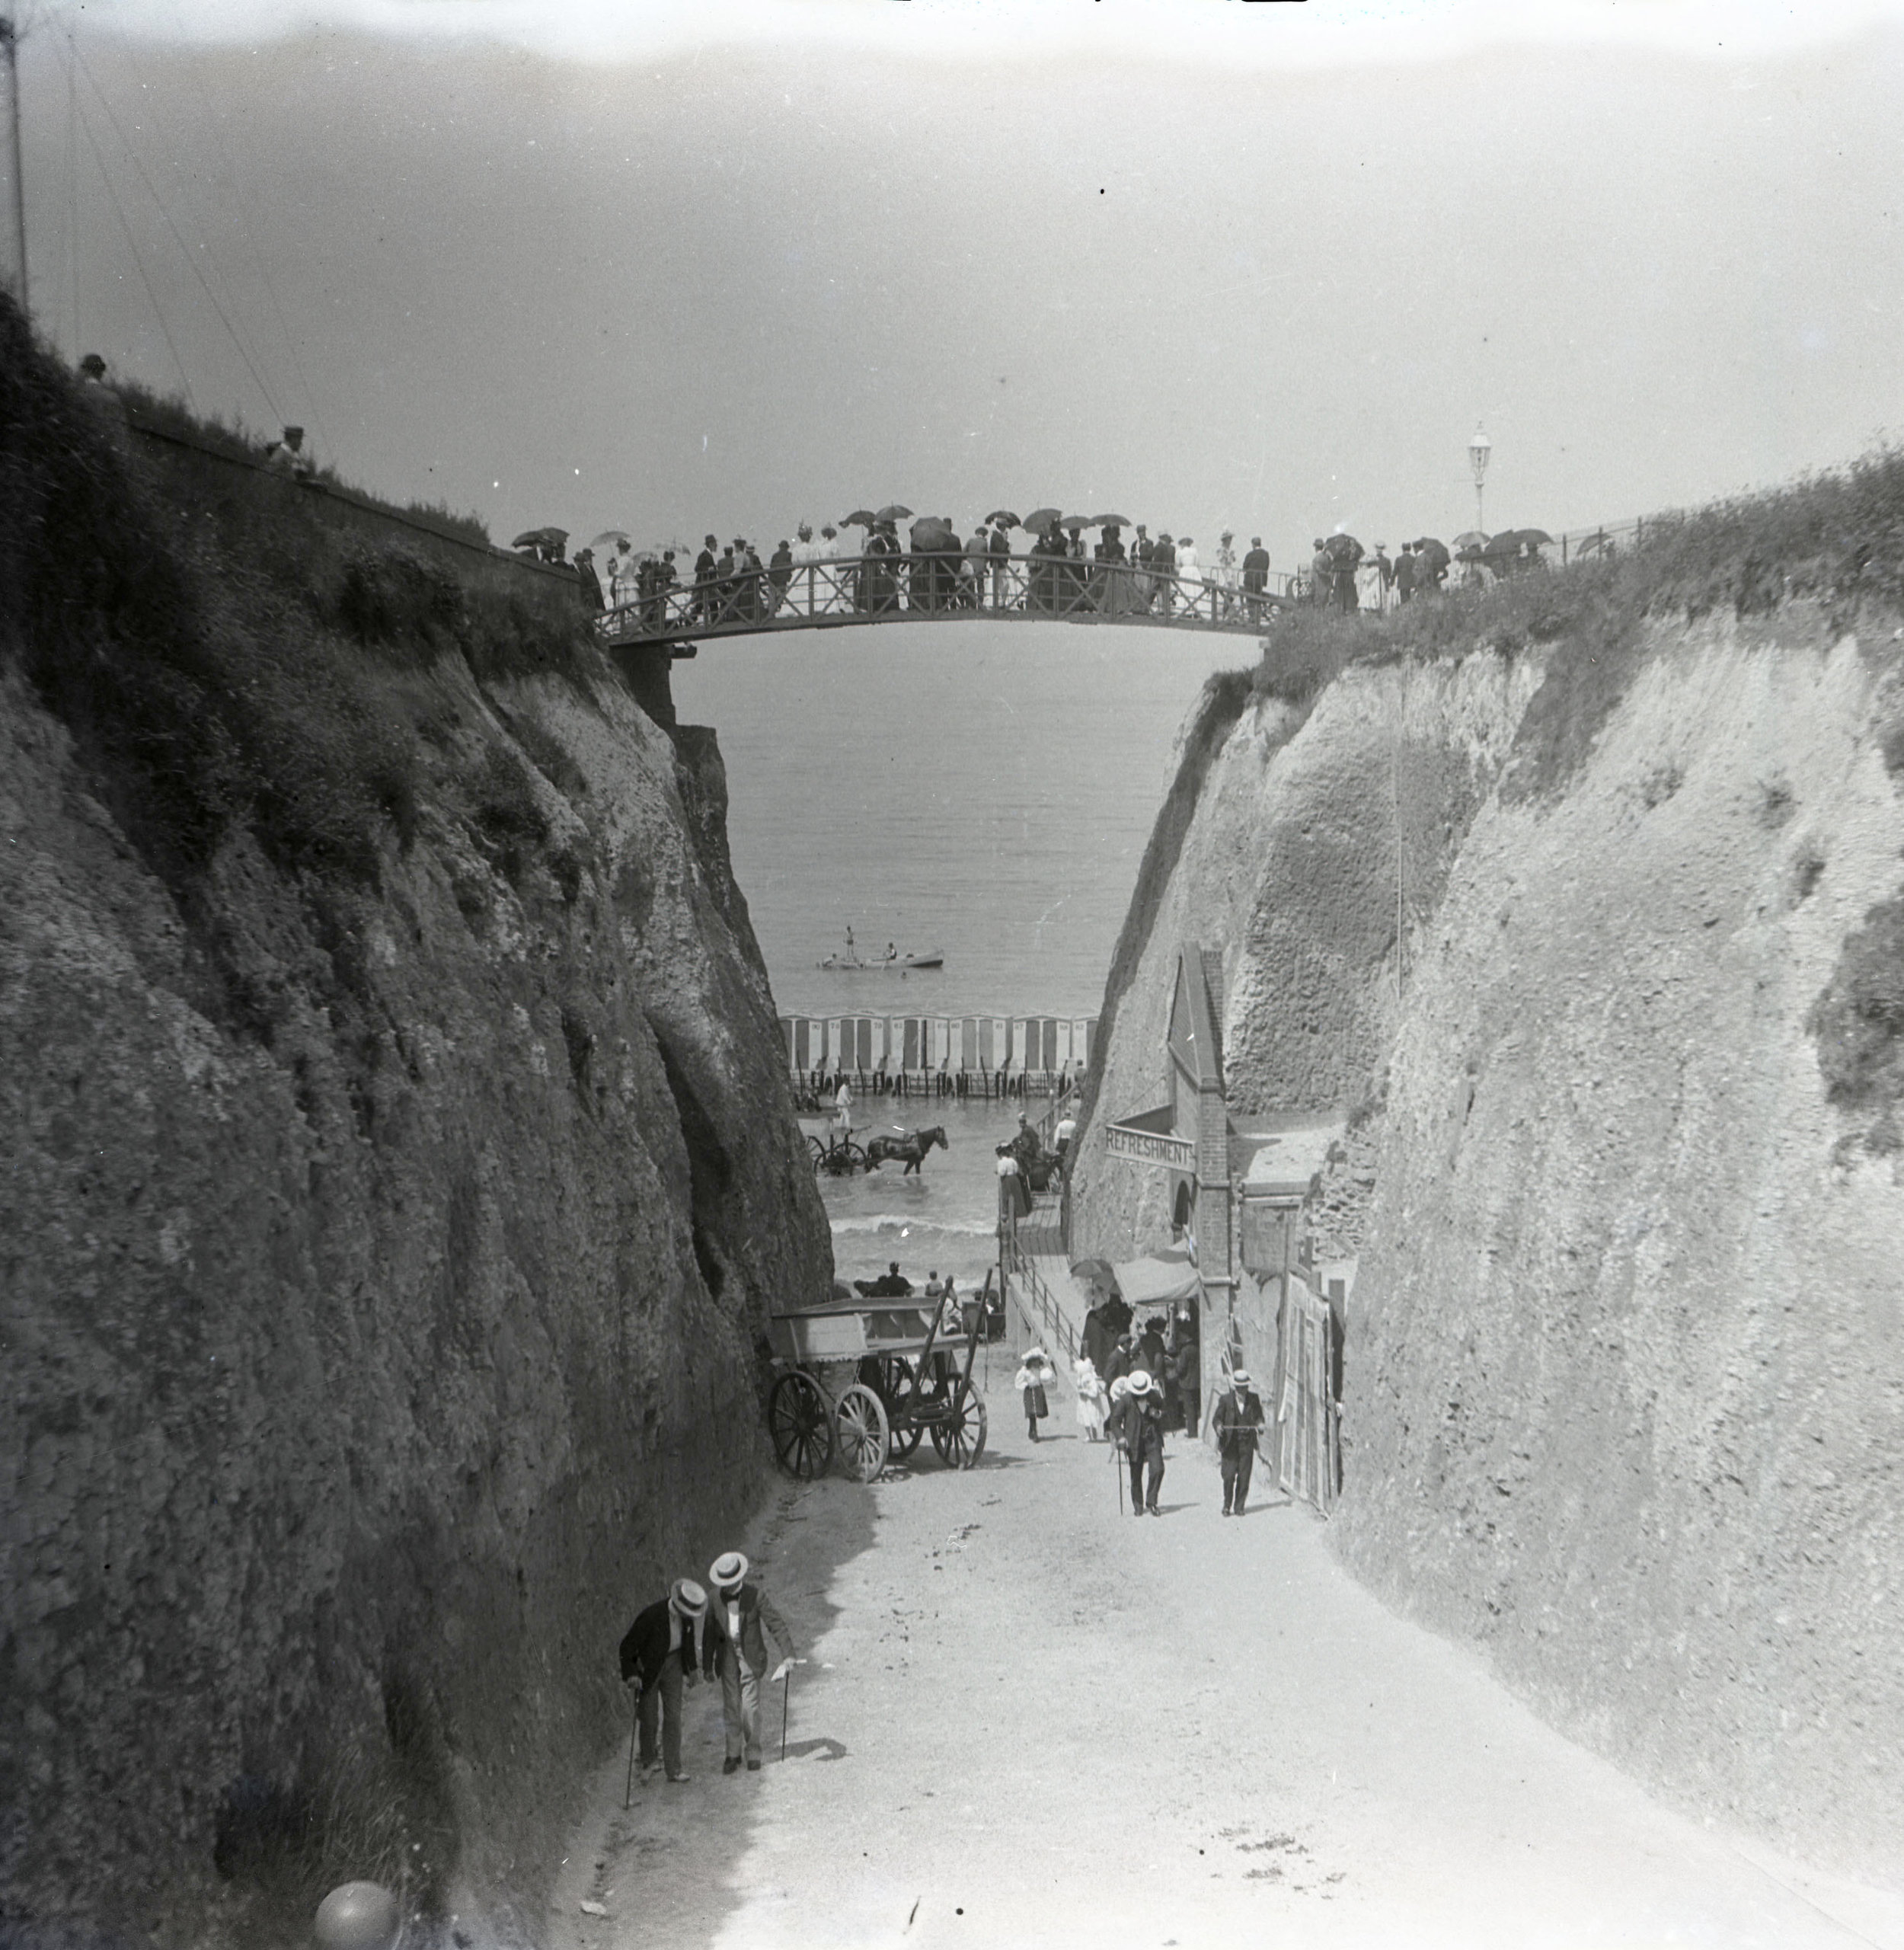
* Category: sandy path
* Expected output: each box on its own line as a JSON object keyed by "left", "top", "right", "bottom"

{"left": 548, "top": 1362, "right": 1904, "bottom": 1950}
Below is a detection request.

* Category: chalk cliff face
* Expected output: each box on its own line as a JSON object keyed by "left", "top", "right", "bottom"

{"left": 1076, "top": 607, "right": 1904, "bottom": 1876}
{"left": 1, "top": 311, "right": 829, "bottom": 1946}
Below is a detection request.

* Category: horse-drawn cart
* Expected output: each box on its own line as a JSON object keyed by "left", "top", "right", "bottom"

{"left": 766, "top": 1286, "right": 989, "bottom": 1481}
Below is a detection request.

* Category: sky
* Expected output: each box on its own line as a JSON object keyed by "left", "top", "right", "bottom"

{"left": 5, "top": 1, "right": 1904, "bottom": 564}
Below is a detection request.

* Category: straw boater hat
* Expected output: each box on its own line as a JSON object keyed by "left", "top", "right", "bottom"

{"left": 1109, "top": 1376, "right": 1132, "bottom": 1402}
{"left": 708, "top": 1552, "right": 749, "bottom": 1592}
{"left": 1126, "top": 1370, "right": 1153, "bottom": 1396}
{"left": 671, "top": 1578, "right": 708, "bottom": 1617}
{"left": 1232, "top": 1370, "right": 1251, "bottom": 1389}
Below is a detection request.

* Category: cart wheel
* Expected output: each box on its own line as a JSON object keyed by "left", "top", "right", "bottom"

{"left": 931, "top": 1381, "right": 987, "bottom": 1470}
{"left": 870, "top": 1356, "right": 925, "bottom": 1460}
{"left": 834, "top": 1383, "right": 890, "bottom": 1482}
{"left": 842, "top": 1141, "right": 867, "bottom": 1173}
{"left": 807, "top": 1135, "right": 826, "bottom": 1171}
{"left": 768, "top": 1372, "right": 834, "bottom": 1480}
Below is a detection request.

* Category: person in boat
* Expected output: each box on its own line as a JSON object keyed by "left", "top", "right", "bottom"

{"left": 885, "top": 941, "right": 898, "bottom": 964}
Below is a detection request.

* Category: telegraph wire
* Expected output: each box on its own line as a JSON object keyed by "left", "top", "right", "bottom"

{"left": 160, "top": 6, "right": 328, "bottom": 454}
{"left": 69, "top": 65, "right": 191, "bottom": 404}
{"left": 69, "top": 34, "right": 281, "bottom": 425}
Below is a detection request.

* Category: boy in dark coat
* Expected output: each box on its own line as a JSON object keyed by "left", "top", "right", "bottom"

{"left": 618, "top": 1578, "right": 716, "bottom": 1783}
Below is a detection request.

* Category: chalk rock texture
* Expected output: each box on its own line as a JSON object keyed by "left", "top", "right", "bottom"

{"left": 1075, "top": 615, "right": 1904, "bottom": 1876}
{"left": 0, "top": 653, "right": 829, "bottom": 1941}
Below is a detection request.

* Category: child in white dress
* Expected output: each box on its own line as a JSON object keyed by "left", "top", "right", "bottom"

{"left": 1072, "top": 1356, "right": 1108, "bottom": 1441}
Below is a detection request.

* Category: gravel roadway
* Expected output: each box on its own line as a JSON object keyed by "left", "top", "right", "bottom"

{"left": 546, "top": 1363, "right": 1904, "bottom": 1950}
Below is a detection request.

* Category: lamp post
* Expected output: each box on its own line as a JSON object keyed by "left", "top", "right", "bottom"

{"left": 1468, "top": 426, "right": 1492, "bottom": 536}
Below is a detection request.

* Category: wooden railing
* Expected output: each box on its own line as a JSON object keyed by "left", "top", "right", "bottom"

{"left": 599, "top": 551, "right": 1296, "bottom": 645}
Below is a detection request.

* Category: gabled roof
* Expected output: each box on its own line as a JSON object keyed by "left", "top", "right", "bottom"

{"left": 1166, "top": 942, "right": 1223, "bottom": 1095}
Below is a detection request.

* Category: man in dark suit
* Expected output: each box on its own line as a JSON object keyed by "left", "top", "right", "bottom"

{"left": 618, "top": 1578, "right": 716, "bottom": 1783}
{"left": 1242, "top": 537, "right": 1270, "bottom": 622}
{"left": 1214, "top": 1367, "right": 1267, "bottom": 1515}
{"left": 1113, "top": 1370, "right": 1168, "bottom": 1514}
{"left": 708, "top": 1552, "right": 797, "bottom": 1774}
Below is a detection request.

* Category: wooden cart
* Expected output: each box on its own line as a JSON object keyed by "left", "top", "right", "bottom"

{"left": 766, "top": 1287, "right": 989, "bottom": 1481}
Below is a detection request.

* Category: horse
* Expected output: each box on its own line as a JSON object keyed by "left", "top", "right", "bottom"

{"left": 862, "top": 1125, "right": 949, "bottom": 1175}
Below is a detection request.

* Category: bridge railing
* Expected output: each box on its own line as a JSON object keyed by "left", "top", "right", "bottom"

{"left": 597, "top": 551, "right": 1296, "bottom": 644}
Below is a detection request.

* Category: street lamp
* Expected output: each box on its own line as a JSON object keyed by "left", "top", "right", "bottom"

{"left": 1468, "top": 425, "right": 1492, "bottom": 535}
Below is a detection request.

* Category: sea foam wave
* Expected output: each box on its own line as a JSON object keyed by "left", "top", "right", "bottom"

{"left": 828, "top": 1215, "right": 996, "bottom": 1239}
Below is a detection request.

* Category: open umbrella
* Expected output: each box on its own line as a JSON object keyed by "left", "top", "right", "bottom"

{"left": 586, "top": 528, "right": 631, "bottom": 555}
{"left": 1411, "top": 536, "right": 1446, "bottom": 554}
{"left": 1090, "top": 513, "right": 1133, "bottom": 528}
{"left": 1573, "top": 532, "right": 1615, "bottom": 557}
{"left": 984, "top": 509, "right": 1022, "bottom": 528}
{"left": 1516, "top": 529, "right": 1554, "bottom": 546}
{"left": 842, "top": 510, "right": 877, "bottom": 527}
{"left": 1061, "top": 516, "right": 1091, "bottom": 532}
{"left": 1024, "top": 506, "right": 1063, "bottom": 532}
{"left": 875, "top": 503, "right": 913, "bottom": 523}
{"left": 1071, "top": 1256, "right": 1120, "bottom": 1296}
{"left": 512, "top": 526, "right": 567, "bottom": 551}
{"left": 1452, "top": 530, "right": 1488, "bottom": 549}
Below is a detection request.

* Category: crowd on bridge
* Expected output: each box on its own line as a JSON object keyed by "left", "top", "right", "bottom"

{"left": 598, "top": 511, "right": 1286, "bottom": 631}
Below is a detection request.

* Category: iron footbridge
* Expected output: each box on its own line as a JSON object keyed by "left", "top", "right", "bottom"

{"left": 596, "top": 552, "right": 1297, "bottom": 648}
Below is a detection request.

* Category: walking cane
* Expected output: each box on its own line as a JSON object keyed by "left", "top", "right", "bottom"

{"left": 781, "top": 1667, "right": 791, "bottom": 1763}
{"left": 624, "top": 1684, "right": 641, "bottom": 1808}
{"left": 1114, "top": 1438, "right": 1124, "bottom": 1515}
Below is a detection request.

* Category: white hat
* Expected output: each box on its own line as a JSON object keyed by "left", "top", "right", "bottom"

{"left": 1109, "top": 1376, "right": 1131, "bottom": 1400}
{"left": 1024, "top": 1347, "right": 1047, "bottom": 1365}
{"left": 1126, "top": 1370, "right": 1153, "bottom": 1396}
{"left": 1231, "top": 1370, "right": 1251, "bottom": 1388}
{"left": 671, "top": 1578, "right": 708, "bottom": 1617}
{"left": 709, "top": 1552, "right": 749, "bottom": 1592}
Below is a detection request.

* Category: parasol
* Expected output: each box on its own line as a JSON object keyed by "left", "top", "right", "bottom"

{"left": 1023, "top": 506, "right": 1063, "bottom": 532}
{"left": 1452, "top": 530, "right": 1488, "bottom": 549}
{"left": 1071, "top": 1256, "right": 1120, "bottom": 1296}
{"left": 586, "top": 529, "right": 631, "bottom": 555}
{"left": 984, "top": 509, "right": 1022, "bottom": 528}
{"left": 512, "top": 526, "right": 567, "bottom": 551}
{"left": 842, "top": 510, "right": 877, "bottom": 527}
{"left": 875, "top": 503, "right": 914, "bottom": 523}
{"left": 1090, "top": 513, "right": 1133, "bottom": 528}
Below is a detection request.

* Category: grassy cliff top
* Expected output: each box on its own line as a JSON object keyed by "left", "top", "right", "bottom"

{"left": 0, "top": 293, "right": 602, "bottom": 908}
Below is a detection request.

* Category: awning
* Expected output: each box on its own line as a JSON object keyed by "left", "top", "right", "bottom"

{"left": 1113, "top": 1251, "right": 1201, "bottom": 1308}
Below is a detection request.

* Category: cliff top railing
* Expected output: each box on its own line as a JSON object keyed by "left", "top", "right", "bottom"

{"left": 597, "top": 551, "right": 1298, "bottom": 646}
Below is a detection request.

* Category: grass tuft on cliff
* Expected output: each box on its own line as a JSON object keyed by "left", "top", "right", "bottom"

{"left": 0, "top": 292, "right": 601, "bottom": 904}
{"left": 1249, "top": 443, "right": 1904, "bottom": 799}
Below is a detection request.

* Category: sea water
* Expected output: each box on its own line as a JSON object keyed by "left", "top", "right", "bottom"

{"left": 672, "top": 620, "right": 1248, "bottom": 1287}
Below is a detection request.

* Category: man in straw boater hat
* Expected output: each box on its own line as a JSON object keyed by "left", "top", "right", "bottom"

{"left": 1213, "top": 1366, "right": 1268, "bottom": 1516}
{"left": 1111, "top": 1370, "right": 1168, "bottom": 1517}
{"left": 707, "top": 1551, "right": 797, "bottom": 1773}
{"left": 618, "top": 1578, "right": 717, "bottom": 1784}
